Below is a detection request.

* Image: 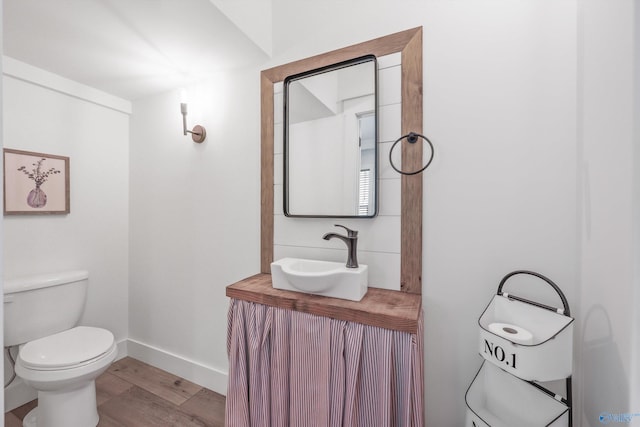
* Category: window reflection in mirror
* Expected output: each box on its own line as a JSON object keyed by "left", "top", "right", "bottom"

{"left": 284, "top": 55, "right": 378, "bottom": 218}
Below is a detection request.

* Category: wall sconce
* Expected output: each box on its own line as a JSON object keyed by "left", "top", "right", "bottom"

{"left": 180, "top": 94, "right": 206, "bottom": 143}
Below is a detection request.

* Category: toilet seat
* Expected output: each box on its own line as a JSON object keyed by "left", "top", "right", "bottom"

{"left": 19, "top": 326, "right": 115, "bottom": 371}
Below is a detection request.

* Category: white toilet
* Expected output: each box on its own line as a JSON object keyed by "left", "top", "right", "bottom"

{"left": 4, "top": 270, "right": 118, "bottom": 427}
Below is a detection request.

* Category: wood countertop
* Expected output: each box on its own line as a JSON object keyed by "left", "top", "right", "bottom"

{"left": 226, "top": 274, "right": 422, "bottom": 334}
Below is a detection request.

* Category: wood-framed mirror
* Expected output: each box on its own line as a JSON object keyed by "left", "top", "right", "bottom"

{"left": 261, "top": 27, "right": 423, "bottom": 294}
{"left": 284, "top": 55, "right": 379, "bottom": 218}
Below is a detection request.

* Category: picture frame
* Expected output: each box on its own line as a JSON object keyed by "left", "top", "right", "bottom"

{"left": 3, "top": 148, "right": 70, "bottom": 215}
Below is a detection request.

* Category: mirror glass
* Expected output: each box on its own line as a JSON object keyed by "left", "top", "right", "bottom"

{"left": 284, "top": 55, "right": 377, "bottom": 217}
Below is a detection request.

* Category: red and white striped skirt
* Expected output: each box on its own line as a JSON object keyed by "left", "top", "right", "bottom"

{"left": 226, "top": 299, "right": 424, "bottom": 426}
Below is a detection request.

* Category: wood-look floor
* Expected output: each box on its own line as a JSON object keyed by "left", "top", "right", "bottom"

{"left": 4, "top": 357, "right": 226, "bottom": 427}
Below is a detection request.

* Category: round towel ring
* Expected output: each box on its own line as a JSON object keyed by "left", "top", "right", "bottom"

{"left": 389, "top": 132, "right": 435, "bottom": 176}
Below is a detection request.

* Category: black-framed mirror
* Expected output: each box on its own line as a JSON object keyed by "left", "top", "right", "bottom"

{"left": 283, "top": 55, "right": 378, "bottom": 218}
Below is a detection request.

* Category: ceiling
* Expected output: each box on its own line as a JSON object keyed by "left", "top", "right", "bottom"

{"left": 3, "top": 0, "right": 268, "bottom": 100}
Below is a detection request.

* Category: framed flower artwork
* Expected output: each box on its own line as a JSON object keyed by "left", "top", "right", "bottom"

{"left": 3, "top": 149, "right": 70, "bottom": 215}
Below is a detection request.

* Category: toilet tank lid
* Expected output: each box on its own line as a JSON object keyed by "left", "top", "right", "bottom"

{"left": 4, "top": 270, "right": 89, "bottom": 294}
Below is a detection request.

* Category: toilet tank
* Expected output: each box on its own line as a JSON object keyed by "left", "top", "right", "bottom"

{"left": 3, "top": 270, "right": 89, "bottom": 347}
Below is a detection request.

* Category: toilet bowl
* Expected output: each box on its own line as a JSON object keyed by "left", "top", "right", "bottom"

{"left": 4, "top": 270, "right": 117, "bottom": 427}
{"left": 15, "top": 326, "right": 118, "bottom": 427}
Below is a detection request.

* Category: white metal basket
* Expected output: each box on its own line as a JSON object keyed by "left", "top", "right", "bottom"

{"left": 477, "top": 271, "right": 574, "bottom": 382}
{"left": 465, "top": 362, "right": 570, "bottom": 427}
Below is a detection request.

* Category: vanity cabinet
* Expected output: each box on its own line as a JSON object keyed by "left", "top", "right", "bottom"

{"left": 225, "top": 274, "right": 424, "bottom": 427}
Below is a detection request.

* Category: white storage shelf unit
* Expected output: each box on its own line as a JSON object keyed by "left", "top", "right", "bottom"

{"left": 477, "top": 294, "right": 574, "bottom": 381}
{"left": 465, "top": 271, "right": 573, "bottom": 427}
{"left": 466, "top": 362, "right": 570, "bottom": 427}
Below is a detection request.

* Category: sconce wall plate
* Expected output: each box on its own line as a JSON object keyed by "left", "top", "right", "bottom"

{"left": 190, "top": 125, "right": 206, "bottom": 143}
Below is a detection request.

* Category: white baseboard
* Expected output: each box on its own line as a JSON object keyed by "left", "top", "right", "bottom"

{"left": 126, "top": 339, "right": 229, "bottom": 396}
{"left": 4, "top": 378, "right": 36, "bottom": 413}
{"left": 4, "top": 339, "right": 129, "bottom": 412}
{"left": 4, "top": 338, "right": 228, "bottom": 413}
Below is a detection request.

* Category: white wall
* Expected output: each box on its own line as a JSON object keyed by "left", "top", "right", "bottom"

{"left": 271, "top": 1, "right": 579, "bottom": 425}
{"left": 2, "top": 58, "right": 130, "bottom": 409}
{"left": 288, "top": 115, "right": 348, "bottom": 214}
{"left": 0, "top": 0, "right": 5, "bottom": 412}
{"left": 128, "top": 69, "right": 261, "bottom": 394}
{"left": 634, "top": 1, "right": 640, "bottom": 413}
{"left": 577, "top": 0, "right": 640, "bottom": 424}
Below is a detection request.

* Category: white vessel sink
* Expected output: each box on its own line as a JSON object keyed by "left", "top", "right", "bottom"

{"left": 270, "top": 258, "right": 368, "bottom": 301}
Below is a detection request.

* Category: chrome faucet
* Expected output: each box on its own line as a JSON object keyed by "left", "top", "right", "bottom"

{"left": 323, "top": 224, "right": 359, "bottom": 268}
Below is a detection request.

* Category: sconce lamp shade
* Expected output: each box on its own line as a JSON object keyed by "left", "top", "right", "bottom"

{"left": 180, "top": 102, "right": 206, "bottom": 143}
